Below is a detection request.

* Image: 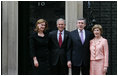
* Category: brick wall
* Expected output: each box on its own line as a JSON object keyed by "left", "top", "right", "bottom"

{"left": 83, "top": 1, "right": 117, "bottom": 75}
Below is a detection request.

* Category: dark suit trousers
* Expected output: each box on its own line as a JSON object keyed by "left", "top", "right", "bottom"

{"left": 72, "top": 65, "right": 90, "bottom": 75}
{"left": 51, "top": 58, "right": 68, "bottom": 75}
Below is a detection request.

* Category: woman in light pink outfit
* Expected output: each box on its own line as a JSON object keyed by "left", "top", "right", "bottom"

{"left": 90, "top": 24, "right": 109, "bottom": 75}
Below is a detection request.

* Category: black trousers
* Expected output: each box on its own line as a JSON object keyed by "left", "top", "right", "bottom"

{"left": 72, "top": 65, "right": 90, "bottom": 75}
{"left": 51, "top": 59, "right": 68, "bottom": 75}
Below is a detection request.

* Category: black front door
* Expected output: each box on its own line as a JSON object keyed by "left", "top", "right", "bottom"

{"left": 18, "top": 1, "right": 65, "bottom": 75}
{"left": 83, "top": 1, "right": 117, "bottom": 75}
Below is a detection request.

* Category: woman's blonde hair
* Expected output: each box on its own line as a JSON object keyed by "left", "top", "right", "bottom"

{"left": 34, "top": 19, "right": 48, "bottom": 32}
{"left": 92, "top": 24, "right": 103, "bottom": 34}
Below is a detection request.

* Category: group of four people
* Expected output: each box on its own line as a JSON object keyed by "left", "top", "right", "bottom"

{"left": 29, "top": 18, "right": 109, "bottom": 75}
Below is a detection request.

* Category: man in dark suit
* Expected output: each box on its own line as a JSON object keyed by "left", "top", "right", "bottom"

{"left": 67, "top": 18, "right": 93, "bottom": 75}
{"left": 48, "top": 18, "right": 69, "bottom": 75}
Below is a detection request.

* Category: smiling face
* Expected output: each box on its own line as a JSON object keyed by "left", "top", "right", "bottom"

{"left": 76, "top": 20, "right": 86, "bottom": 31}
{"left": 93, "top": 28, "right": 101, "bottom": 37}
{"left": 34, "top": 19, "right": 48, "bottom": 32}
{"left": 92, "top": 24, "right": 103, "bottom": 38}
{"left": 57, "top": 20, "right": 65, "bottom": 32}
{"left": 37, "top": 22, "right": 46, "bottom": 32}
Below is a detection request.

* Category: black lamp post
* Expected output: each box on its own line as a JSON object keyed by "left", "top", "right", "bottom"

{"left": 86, "top": 1, "right": 96, "bottom": 31}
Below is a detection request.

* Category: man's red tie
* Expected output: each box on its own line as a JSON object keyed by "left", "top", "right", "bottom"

{"left": 59, "top": 32, "right": 62, "bottom": 47}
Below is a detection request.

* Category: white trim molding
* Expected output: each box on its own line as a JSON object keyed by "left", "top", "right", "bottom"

{"left": 2, "top": 1, "right": 18, "bottom": 75}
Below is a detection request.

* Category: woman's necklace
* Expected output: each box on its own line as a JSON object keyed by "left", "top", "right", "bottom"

{"left": 94, "top": 36, "right": 101, "bottom": 44}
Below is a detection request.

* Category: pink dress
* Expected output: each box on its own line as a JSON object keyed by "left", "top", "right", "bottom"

{"left": 90, "top": 37, "right": 109, "bottom": 75}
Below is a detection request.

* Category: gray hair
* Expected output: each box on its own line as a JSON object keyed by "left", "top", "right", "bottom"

{"left": 56, "top": 18, "right": 65, "bottom": 24}
{"left": 77, "top": 18, "right": 86, "bottom": 24}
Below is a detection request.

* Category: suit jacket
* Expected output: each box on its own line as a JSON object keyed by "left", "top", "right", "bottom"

{"left": 67, "top": 29, "right": 93, "bottom": 67}
{"left": 90, "top": 37, "right": 109, "bottom": 67}
{"left": 48, "top": 30, "right": 70, "bottom": 66}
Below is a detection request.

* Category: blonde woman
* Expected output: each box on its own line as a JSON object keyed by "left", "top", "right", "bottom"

{"left": 29, "top": 19, "right": 50, "bottom": 75}
{"left": 90, "top": 24, "right": 109, "bottom": 75}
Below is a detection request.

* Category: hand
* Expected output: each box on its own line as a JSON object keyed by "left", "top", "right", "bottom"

{"left": 38, "top": 24, "right": 42, "bottom": 26}
{"left": 33, "top": 57, "right": 39, "bottom": 68}
{"left": 103, "top": 67, "right": 107, "bottom": 74}
{"left": 34, "top": 59, "right": 39, "bottom": 68}
{"left": 67, "top": 61, "right": 72, "bottom": 68}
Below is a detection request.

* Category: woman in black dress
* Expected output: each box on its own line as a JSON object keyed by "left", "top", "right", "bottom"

{"left": 29, "top": 19, "right": 50, "bottom": 75}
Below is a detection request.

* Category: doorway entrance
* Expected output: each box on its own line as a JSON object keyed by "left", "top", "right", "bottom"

{"left": 18, "top": 1, "right": 65, "bottom": 74}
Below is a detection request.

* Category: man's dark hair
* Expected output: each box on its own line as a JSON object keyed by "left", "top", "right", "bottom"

{"left": 77, "top": 18, "right": 86, "bottom": 24}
